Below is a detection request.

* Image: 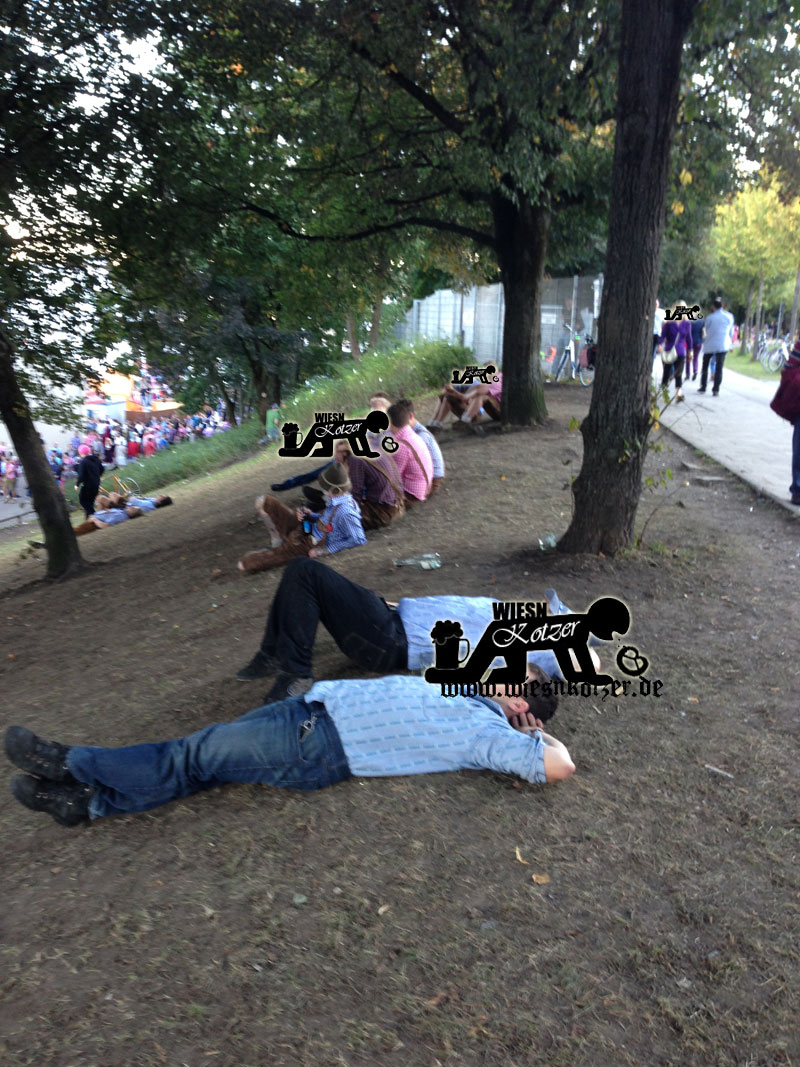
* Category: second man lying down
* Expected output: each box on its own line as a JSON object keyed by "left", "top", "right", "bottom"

{"left": 235, "top": 557, "right": 595, "bottom": 706}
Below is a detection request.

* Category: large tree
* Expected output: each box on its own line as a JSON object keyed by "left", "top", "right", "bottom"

{"left": 137, "top": 0, "right": 619, "bottom": 426}
{"left": 559, "top": 0, "right": 700, "bottom": 554}
{"left": 561, "top": 0, "right": 800, "bottom": 554}
{"left": 0, "top": 0, "right": 175, "bottom": 577}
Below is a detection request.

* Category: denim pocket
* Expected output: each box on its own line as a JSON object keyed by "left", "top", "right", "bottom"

{"left": 340, "top": 630, "right": 405, "bottom": 672}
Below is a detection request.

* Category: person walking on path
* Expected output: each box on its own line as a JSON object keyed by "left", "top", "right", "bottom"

{"left": 658, "top": 303, "right": 692, "bottom": 402}
{"left": 769, "top": 339, "right": 800, "bottom": 505}
{"left": 2, "top": 454, "right": 19, "bottom": 500}
{"left": 689, "top": 314, "right": 705, "bottom": 382}
{"left": 699, "top": 297, "right": 735, "bottom": 396}
{"left": 74, "top": 445, "right": 104, "bottom": 518}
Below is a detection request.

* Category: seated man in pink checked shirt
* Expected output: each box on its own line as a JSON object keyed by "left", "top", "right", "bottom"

{"left": 387, "top": 401, "right": 433, "bottom": 506}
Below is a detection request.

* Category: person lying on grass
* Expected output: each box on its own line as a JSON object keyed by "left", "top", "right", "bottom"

{"left": 103, "top": 491, "right": 173, "bottom": 515}
{"left": 4, "top": 674, "right": 575, "bottom": 829}
{"left": 67, "top": 494, "right": 172, "bottom": 536}
{"left": 235, "top": 557, "right": 598, "bottom": 706}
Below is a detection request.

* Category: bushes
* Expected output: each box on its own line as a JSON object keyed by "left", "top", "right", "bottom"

{"left": 284, "top": 339, "right": 471, "bottom": 427}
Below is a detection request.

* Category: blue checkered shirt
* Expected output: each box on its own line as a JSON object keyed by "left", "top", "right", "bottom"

{"left": 305, "top": 675, "right": 547, "bottom": 783}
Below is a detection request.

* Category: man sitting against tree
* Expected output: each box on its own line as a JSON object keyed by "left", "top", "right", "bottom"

{"left": 4, "top": 676, "right": 575, "bottom": 828}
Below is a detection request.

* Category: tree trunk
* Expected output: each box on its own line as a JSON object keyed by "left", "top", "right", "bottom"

{"left": 741, "top": 277, "right": 755, "bottom": 357}
{"left": 345, "top": 312, "right": 362, "bottom": 361}
{"left": 493, "top": 193, "right": 549, "bottom": 425}
{"left": 560, "top": 0, "right": 699, "bottom": 555}
{"left": 790, "top": 259, "right": 800, "bottom": 343}
{"left": 754, "top": 271, "right": 765, "bottom": 350}
{"left": 367, "top": 298, "right": 383, "bottom": 352}
{"left": 0, "top": 330, "right": 84, "bottom": 579}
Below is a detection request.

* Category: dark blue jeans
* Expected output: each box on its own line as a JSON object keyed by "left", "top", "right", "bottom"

{"left": 67, "top": 699, "right": 351, "bottom": 819}
{"left": 260, "top": 557, "right": 408, "bottom": 676}
{"left": 700, "top": 350, "right": 726, "bottom": 393}
{"left": 791, "top": 420, "right": 800, "bottom": 499}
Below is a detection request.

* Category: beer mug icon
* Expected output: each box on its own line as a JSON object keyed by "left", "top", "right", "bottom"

{"left": 430, "top": 620, "right": 471, "bottom": 671}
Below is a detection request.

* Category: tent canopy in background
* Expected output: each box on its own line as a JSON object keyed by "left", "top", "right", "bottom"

{"left": 85, "top": 373, "right": 182, "bottom": 423}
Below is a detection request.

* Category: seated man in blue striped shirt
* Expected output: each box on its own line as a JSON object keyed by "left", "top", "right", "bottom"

{"left": 238, "top": 462, "right": 366, "bottom": 574}
{"left": 4, "top": 675, "right": 575, "bottom": 828}
{"left": 235, "top": 557, "right": 589, "bottom": 707}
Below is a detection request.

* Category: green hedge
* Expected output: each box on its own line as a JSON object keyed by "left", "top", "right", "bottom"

{"left": 284, "top": 339, "right": 471, "bottom": 427}
{"left": 65, "top": 339, "right": 471, "bottom": 502}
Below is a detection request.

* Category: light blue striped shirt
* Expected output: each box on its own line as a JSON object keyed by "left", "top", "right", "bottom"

{"left": 703, "top": 307, "right": 734, "bottom": 352}
{"left": 396, "top": 595, "right": 564, "bottom": 679}
{"left": 413, "top": 422, "right": 445, "bottom": 478}
{"left": 306, "top": 675, "right": 547, "bottom": 783}
{"left": 126, "top": 495, "right": 158, "bottom": 513}
{"left": 308, "top": 493, "right": 367, "bottom": 554}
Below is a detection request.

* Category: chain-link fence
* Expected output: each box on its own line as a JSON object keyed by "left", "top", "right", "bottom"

{"left": 394, "top": 275, "right": 604, "bottom": 368}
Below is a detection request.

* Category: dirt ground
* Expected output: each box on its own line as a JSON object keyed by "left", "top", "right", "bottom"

{"left": 0, "top": 387, "right": 798, "bottom": 1067}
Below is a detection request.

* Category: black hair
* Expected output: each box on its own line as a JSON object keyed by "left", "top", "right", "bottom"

{"left": 519, "top": 664, "right": 559, "bottom": 722}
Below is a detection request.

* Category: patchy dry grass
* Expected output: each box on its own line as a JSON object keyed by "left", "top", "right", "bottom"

{"left": 0, "top": 387, "right": 798, "bottom": 1067}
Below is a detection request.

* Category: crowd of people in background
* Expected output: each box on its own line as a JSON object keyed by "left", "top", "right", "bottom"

{"left": 0, "top": 409, "right": 236, "bottom": 506}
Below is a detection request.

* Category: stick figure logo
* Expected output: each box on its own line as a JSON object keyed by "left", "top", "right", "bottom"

{"left": 451, "top": 364, "right": 500, "bottom": 385}
{"left": 278, "top": 410, "right": 396, "bottom": 460}
{"left": 665, "top": 304, "right": 702, "bottom": 321}
{"left": 425, "top": 597, "right": 631, "bottom": 687}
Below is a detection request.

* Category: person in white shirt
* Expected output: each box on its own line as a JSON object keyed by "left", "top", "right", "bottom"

{"left": 698, "top": 297, "right": 735, "bottom": 396}
{"left": 653, "top": 299, "right": 665, "bottom": 362}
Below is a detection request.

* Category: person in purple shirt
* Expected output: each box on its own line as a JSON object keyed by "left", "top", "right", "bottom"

{"left": 689, "top": 316, "right": 705, "bottom": 382}
{"left": 658, "top": 302, "right": 693, "bottom": 403}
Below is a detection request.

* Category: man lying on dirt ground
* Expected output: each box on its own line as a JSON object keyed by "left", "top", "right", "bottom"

{"left": 234, "top": 557, "right": 596, "bottom": 705}
{"left": 68, "top": 493, "right": 172, "bottom": 536}
{"left": 104, "top": 491, "right": 173, "bottom": 515}
{"left": 4, "top": 676, "right": 575, "bottom": 828}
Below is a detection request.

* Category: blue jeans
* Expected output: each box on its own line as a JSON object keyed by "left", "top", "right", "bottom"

{"left": 791, "top": 420, "right": 800, "bottom": 499}
{"left": 67, "top": 699, "right": 351, "bottom": 819}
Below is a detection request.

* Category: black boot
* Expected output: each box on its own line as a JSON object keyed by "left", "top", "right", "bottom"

{"left": 11, "top": 775, "right": 92, "bottom": 827}
{"left": 4, "top": 725, "right": 76, "bottom": 783}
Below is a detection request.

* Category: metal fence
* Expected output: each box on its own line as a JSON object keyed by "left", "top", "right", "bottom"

{"left": 394, "top": 275, "right": 604, "bottom": 366}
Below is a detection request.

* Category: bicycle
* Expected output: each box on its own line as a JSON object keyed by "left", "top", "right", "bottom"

{"left": 98, "top": 471, "right": 142, "bottom": 499}
{"left": 551, "top": 324, "right": 595, "bottom": 386}
{"left": 757, "top": 332, "right": 788, "bottom": 373}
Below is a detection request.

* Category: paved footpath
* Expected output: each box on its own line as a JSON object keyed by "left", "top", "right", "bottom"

{"left": 657, "top": 366, "right": 798, "bottom": 515}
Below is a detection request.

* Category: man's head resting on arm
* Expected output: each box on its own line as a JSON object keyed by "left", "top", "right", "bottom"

{"left": 490, "top": 664, "right": 558, "bottom": 724}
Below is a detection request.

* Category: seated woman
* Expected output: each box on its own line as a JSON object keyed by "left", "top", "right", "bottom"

{"left": 428, "top": 368, "right": 503, "bottom": 430}
{"left": 238, "top": 461, "right": 366, "bottom": 574}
